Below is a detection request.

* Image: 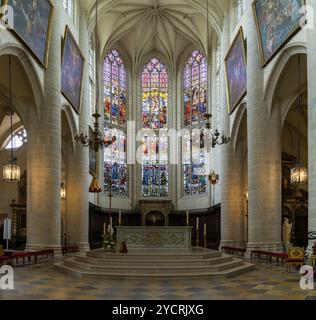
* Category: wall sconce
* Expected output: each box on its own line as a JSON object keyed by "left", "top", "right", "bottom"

{"left": 60, "top": 183, "right": 66, "bottom": 200}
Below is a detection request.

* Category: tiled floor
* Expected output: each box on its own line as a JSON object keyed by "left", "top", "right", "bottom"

{"left": 0, "top": 258, "right": 315, "bottom": 300}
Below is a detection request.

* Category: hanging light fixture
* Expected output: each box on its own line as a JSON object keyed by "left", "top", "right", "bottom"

{"left": 3, "top": 55, "right": 21, "bottom": 183}
{"left": 89, "top": 175, "right": 102, "bottom": 193}
{"left": 291, "top": 54, "right": 308, "bottom": 185}
{"left": 203, "top": 0, "right": 230, "bottom": 149}
{"left": 75, "top": 0, "right": 116, "bottom": 153}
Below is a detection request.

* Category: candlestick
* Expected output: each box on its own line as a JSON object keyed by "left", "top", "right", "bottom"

{"left": 119, "top": 211, "right": 122, "bottom": 226}
{"left": 103, "top": 223, "right": 106, "bottom": 235}
{"left": 204, "top": 223, "right": 207, "bottom": 236}
{"left": 110, "top": 217, "right": 113, "bottom": 226}
{"left": 196, "top": 217, "right": 199, "bottom": 230}
{"left": 186, "top": 211, "right": 189, "bottom": 226}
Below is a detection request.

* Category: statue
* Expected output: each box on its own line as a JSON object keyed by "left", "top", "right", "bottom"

{"left": 283, "top": 217, "right": 293, "bottom": 253}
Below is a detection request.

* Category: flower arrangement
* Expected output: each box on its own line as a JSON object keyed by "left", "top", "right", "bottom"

{"left": 102, "top": 225, "right": 116, "bottom": 251}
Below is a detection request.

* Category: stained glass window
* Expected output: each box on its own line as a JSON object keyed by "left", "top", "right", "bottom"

{"left": 141, "top": 58, "right": 168, "bottom": 197}
{"left": 4, "top": 128, "right": 27, "bottom": 150}
{"left": 104, "top": 50, "right": 127, "bottom": 127}
{"left": 142, "top": 58, "right": 168, "bottom": 130}
{"left": 103, "top": 50, "right": 128, "bottom": 197}
{"left": 63, "top": 0, "right": 74, "bottom": 18}
{"left": 104, "top": 128, "right": 127, "bottom": 196}
{"left": 184, "top": 50, "right": 207, "bottom": 126}
{"left": 183, "top": 51, "right": 208, "bottom": 196}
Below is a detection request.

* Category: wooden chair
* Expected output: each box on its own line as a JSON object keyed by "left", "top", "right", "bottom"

{"left": 285, "top": 247, "right": 305, "bottom": 272}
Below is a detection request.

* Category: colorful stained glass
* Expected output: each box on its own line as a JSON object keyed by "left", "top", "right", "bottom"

{"left": 104, "top": 128, "right": 127, "bottom": 196}
{"left": 141, "top": 57, "right": 168, "bottom": 197}
{"left": 183, "top": 129, "right": 207, "bottom": 196}
{"left": 141, "top": 134, "right": 168, "bottom": 197}
{"left": 104, "top": 50, "right": 127, "bottom": 127}
{"left": 103, "top": 50, "right": 128, "bottom": 196}
{"left": 183, "top": 50, "right": 207, "bottom": 126}
{"left": 141, "top": 58, "right": 168, "bottom": 130}
{"left": 183, "top": 50, "right": 208, "bottom": 196}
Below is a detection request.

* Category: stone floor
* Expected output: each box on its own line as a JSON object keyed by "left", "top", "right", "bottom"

{"left": 0, "top": 257, "right": 315, "bottom": 300}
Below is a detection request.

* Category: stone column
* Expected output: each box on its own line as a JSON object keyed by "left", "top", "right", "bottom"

{"left": 219, "top": 15, "right": 245, "bottom": 249}
{"left": 307, "top": 0, "right": 316, "bottom": 255}
{"left": 26, "top": 0, "right": 62, "bottom": 252}
{"left": 65, "top": 7, "right": 90, "bottom": 252}
{"left": 246, "top": 0, "right": 283, "bottom": 253}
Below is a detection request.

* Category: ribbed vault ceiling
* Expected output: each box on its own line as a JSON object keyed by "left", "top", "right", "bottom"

{"left": 80, "top": 0, "right": 229, "bottom": 68}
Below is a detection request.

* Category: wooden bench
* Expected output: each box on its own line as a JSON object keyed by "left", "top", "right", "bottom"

{"left": 251, "top": 250, "right": 288, "bottom": 264}
{"left": 0, "top": 256, "right": 14, "bottom": 266}
{"left": 62, "top": 246, "right": 80, "bottom": 256}
{"left": 222, "top": 246, "right": 246, "bottom": 256}
{"left": 32, "top": 250, "right": 54, "bottom": 264}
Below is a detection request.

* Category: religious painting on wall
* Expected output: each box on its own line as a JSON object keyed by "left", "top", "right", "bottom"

{"left": 2, "top": 0, "right": 54, "bottom": 68}
{"left": 224, "top": 28, "right": 247, "bottom": 114}
{"left": 253, "top": 0, "right": 306, "bottom": 67}
{"left": 61, "top": 26, "right": 85, "bottom": 114}
{"left": 89, "top": 127, "right": 97, "bottom": 176}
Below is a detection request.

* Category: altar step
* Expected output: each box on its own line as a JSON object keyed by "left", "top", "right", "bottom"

{"left": 54, "top": 248, "right": 254, "bottom": 278}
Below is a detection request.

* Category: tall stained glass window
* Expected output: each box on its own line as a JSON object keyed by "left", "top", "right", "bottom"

{"left": 183, "top": 51, "right": 208, "bottom": 196}
{"left": 141, "top": 58, "right": 168, "bottom": 197}
{"left": 103, "top": 50, "right": 128, "bottom": 196}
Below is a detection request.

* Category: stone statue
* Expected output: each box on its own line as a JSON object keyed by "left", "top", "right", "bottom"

{"left": 283, "top": 217, "right": 293, "bottom": 253}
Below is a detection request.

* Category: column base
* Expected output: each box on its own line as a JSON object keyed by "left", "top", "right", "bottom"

{"left": 77, "top": 242, "right": 90, "bottom": 253}
{"left": 220, "top": 240, "right": 246, "bottom": 251}
{"left": 245, "top": 242, "right": 284, "bottom": 258}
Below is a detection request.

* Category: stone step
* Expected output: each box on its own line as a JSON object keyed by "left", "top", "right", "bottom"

{"left": 54, "top": 261, "right": 255, "bottom": 279}
{"left": 86, "top": 250, "right": 221, "bottom": 261}
{"left": 74, "top": 255, "right": 233, "bottom": 267}
{"left": 62, "top": 257, "right": 244, "bottom": 274}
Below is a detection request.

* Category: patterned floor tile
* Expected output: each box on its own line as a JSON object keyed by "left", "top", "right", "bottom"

{"left": 0, "top": 258, "right": 314, "bottom": 300}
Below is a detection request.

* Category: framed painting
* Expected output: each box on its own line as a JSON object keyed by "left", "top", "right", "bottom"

{"left": 253, "top": 0, "right": 306, "bottom": 67}
{"left": 61, "top": 26, "right": 85, "bottom": 114}
{"left": 2, "top": 0, "right": 54, "bottom": 68}
{"left": 89, "top": 127, "right": 97, "bottom": 175}
{"left": 224, "top": 28, "right": 247, "bottom": 114}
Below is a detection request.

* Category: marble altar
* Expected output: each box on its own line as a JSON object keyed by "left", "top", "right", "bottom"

{"left": 116, "top": 226, "right": 193, "bottom": 252}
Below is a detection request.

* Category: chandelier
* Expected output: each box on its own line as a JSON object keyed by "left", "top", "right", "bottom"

{"left": 3, "top": 55, "right": 21, "bottom": 183}
{"left": 75, "top": 112, "right": 116, "bottom": 153}
{"left": 204, "top": 114, "right": 231, "bottom": 148}
{"left": 75, "top": 0, "right": 116, "bottom": 154}
{"left": 291, "top": 54, "right": 308, "bottom": 185}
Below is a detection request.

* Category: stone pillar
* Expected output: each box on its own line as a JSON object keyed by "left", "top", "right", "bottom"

{"left": 307, "top": 0, "right": 316, "bottom": 255}
{"left": 65, "top": 7, "right": 90, "bottom": 252}
{"left": 219, "top": 15, "right": 245, "bottom": 249}
{"left": 26, "top": 0, "right": 62, "bottom": 252}
{"left": 246, "top": 0, "right": 283, "bottom": 253}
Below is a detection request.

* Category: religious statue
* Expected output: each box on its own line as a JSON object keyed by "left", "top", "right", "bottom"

{"left": 283, "top": 217, "right": 293, "bottom": 253}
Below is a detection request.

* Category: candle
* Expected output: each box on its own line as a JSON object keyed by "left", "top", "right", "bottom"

{"left": 196, "top": 217, "right": 199, "bottom": 230}
{"left": 186, "top": 211, "right": 189, "bottom": 225}
{"left": 204, "top": 224, "right": 207, "bottom": 236}
{"left": 110, "top": 217, "right": 113, "bottom": 226}
{"left": 119, "top": 211, "right": 122, "bottom": 226}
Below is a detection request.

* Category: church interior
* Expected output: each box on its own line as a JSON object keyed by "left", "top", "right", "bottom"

{"left": 0, "top": 0, "right": 316, "bottom": 301}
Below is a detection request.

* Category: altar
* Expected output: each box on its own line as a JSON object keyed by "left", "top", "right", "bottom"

{"left": 116, "top": 226, "right": 193, "bottom": 252}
